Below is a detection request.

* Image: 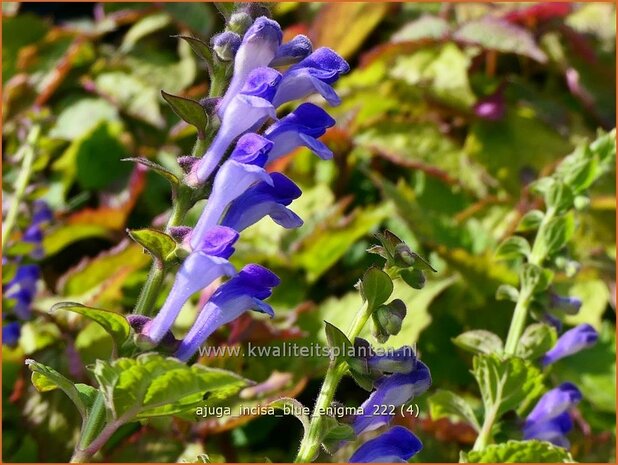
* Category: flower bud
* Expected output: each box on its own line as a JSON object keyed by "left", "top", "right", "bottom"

{"left": 374, "top": 299, "right": 407, "bottom": 337}
{"left": 394, "top": 243, "right": 416, "bottom": 267}
{"left": 228, "top": 12, "right": 253, "bottom": 34}
{"left": 169, "top": 226, "right": 192, "bottom": 242}
{"left": 212, "top": 31, "right": 241, "bottom": 61}
{"left": 177, "top": 155, "right": 199, "bottom": 173}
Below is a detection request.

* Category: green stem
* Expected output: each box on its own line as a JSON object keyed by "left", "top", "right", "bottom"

{"left": 71, "top": 394, "right": 106, "bottom": 462}
{"left": 2, "top": 126, "right": 40, "bottom": 253}
{"left": 471, "top": 382, "right": 503, "bottom": 452}
{"left": 294, "top": 301, "right": 369, "bottom": 463}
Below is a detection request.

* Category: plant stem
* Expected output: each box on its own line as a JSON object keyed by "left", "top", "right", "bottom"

{"left": 294, "top": 301, "right": 369, "bottom": 463}
{"left": 471, "top": 381, "right": 503, "bottom": 452}
{"left": 71, "top": 394, "right": 107, "bottom": 462}
{"left": 2, "top": 126, "right": 40, "bottom": 252}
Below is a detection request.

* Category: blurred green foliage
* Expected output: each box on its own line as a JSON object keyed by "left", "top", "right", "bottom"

{"left": 2, "top": 2, "right": 615, "bottom": 463}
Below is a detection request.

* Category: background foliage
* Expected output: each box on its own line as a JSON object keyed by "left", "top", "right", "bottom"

{"left": 2, "top": 2, "right": 615, "bottom": 462}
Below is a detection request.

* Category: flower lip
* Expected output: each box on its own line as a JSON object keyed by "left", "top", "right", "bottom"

{"left": 290, "top": 47, "right": 350, "bottom": 84}
{"left": 240, "top": 67, "right": 282, "bottom": 100}
{"left": 349, "top": 426, "right": 423, "bottom": 463}
{"left": 525, "top": 382, "right": 582, "bottom": 425}
{"left": 197, "top": 226, "right": 239, "bottom": 259}
{"left": 243, "top": 16, "right": 283, "bottom": 44}
{"left": 230, "top": 133, "right": 274, "bottom": 167}
{"left": 270, "top": 34, "right": 313, "bottom": 67}
{"left": 541, "top": 323, "right": 598, "bottom": 366}
{"left": 267, "top": 103, "right": 336, "bottom": 137}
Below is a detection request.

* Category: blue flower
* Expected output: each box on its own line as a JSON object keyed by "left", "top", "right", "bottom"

{"left": 189, "top": 161, "right": 273, "bottom": 250}
{"left": 549, "top": 293, "right": 582, "bottom": 315}
{"left": 349, "top": 426, "right": 423, "bottom": 463}
{"left": 5, "top": 264, "right": 40, "bottom": 320}
{"left": 353, "top": 360, "right": 431, "bottom": 435}
{"left": 141, "top": 248, "right": 236, "bottom": 345}
{"left": 351, "top": 337, "right": 416, "bottom": 377}
{"left": 191, "top": 67, "right": 282, "bottom": 184}
{"left": 272, "top": 47, "right": 350, "bottom": 107}
{"left": 264, "top": 103, "right": 336, "bottom": 163}
{"left": 542, "top": 323, "right": 598, "bottom": 366}
{"left": 2, "top": 321, "right": 21, "bottom": 348}
{"left": 229, "top": 133, "right": 274, "bottom": 167}
{"left": 221, "top": 172, "right": 303, "bottom": 232}
{"left": 523, "top": 382, "right": 582, "bottom": 448}
{"left": 211, "top": 31, "right": 242, "bottom": 61}
{"left": 175, "top": 264, "right": 280, "bottom": 361}
{"left": 218, "top": 16, "right": 283, "bottom": 115}
{"left": 270, "top": 34, "right": 313, "bottom": 67}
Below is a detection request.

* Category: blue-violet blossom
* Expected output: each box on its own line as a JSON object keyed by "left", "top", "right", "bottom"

{"left": 349, "top": 426, "right": 423, "bottom": 463}
{"left": 542, "top": 323, "right": 598, "bottom": 366}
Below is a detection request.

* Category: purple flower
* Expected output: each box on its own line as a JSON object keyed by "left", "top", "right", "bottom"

{"left": 549, "top": 293, "right": 582, "bottom": 315}
{"left": 229, "top": 133, "right": 274, "bottom": 167}
{"left": 5, "top": 264, "right": 40, "bottom": 320}
{"left": 542, "top": 324, "right": 598, "bottom": 366}
{"left": 349, "top": 426, "right": 423, "bottom": 463}
{"left": 270, "top": 34, "right": 313, "bottom": 67}
{"left": 353, "top": 360, "right": 431, "bottom": 435}
{"left": 211, "top": 31, "right": 242, "bottom": 61}
{"left": 32, "top": 200, "right": 53, "bottom": 224}
{"left": 218, "top": 17, "right": 283, "bottom": 115}
{"left": 272, "top": 47, "right": 350, "bottom": 108}
{"left": 141, "top": 251, "right": 236, "bottom": 345}
{"left": 190, "top": 226, "right": 239, "bottom": 259}
{"left": 190, "top": 67, "right": 281, "bottom": 184}
{"left": 221, "top": 172, "right": 303, "bottom": 232}
{"left": 351, "top": 337, "right": 416, "bottom": 376}
{"left": 264, "top": 103, "right": 335, "bottom": 163}
{"left": 175, "top": 264, "right": 280, "bottom": 361}
{"left": 523, "top": 382, "right": 582, "bottom": 448}
{"left": 2, "top": 321, "right": 21, "bottom": 347}
{"left": 189, "top": 161, "right": 273, "bottom": 250}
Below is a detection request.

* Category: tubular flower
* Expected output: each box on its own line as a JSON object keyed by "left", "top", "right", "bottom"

{"left": 523, "top": 382, "right": 582, "bottom": 448}
{"left": 5, "top": 264, "right": 40, "bottom": 320}
{"left": 141, "top": 242, "right": 237, "bottom": 345}
{"left": 175, "top": 264, "right": 280, "bottom": 361}
{"left": 272, "top": 47, "right": 350, "bottom": 107}
{"left": 217, "top": 16, "right": 283, "bottom": 115}
{"left": 349, "top": 426, "right": 423, "bottom": 463}
{"left": 264, "top": 103, "right": 336, "bottom": 163}
{"left": 221, "top": 172, "right": 303, "bottom": 232}
{"left": 190, "top": 67, "right": 281, "bottom": 184}
{"left": 269, "top": 34, "right": 313, "bottom": 67}
{"left": 353, "top": 360, "right": 431, "bottom": 435}
{"left": 541, "top": 323, "right": 598, "bottom": 366}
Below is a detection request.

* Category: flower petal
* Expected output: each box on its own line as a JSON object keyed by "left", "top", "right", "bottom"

{"left": 349, "top": 426, "right": 422, "bottom": 463}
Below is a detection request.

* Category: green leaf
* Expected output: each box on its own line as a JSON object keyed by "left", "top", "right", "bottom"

{"left": 399, "top": 268, "right": 425, "bottom": 289}
{"left": 176, "top": 35, "right": 213, "bottom": 64}
{"left": 49, "top": 98, "right": 120, "bottom": 141}
{"left": 92, "top": 353, "right": 250, "bottom": 420}
{"left": 453, "top": 330, "right": 503, "bottom": 355}
{"left": 557, "top": 146, "right": 599, "bottom": 195}
{"left": 50, "top": 302, "right": 130, "bottom": 350}
{"left": 392, "top": 15, "right": 451, "bottom": 43}
{"left": 539, "top": 213, "right": 575, "bottom": 256}
{"left": 121, "top": 12, "right": 171, "bottom": 53}
{"left": 516, "top": 324, "right": 558, "bottom": 361}
{"left": 495, "top": 284, "right": 519, "bottom": 302}
{"left": 495, "top": 236, "right": 530, "bottom": 261}
{"left": 122, "top": 157, "right": 180, "bottom": 187}
{"left": 320, "top": 417, "right": 356, "bottom": 454}
{"left": 428, "top": 389, "right": 481, "bottom": 431}
{"left": 161, "top": 91, "right": 209, "bottom": 137}
{"left": 465, "top": 439, "right": 574, "bottom": 463}
{"left": 517, "top": 210, "right": 544, "bottom": 232}
{"left": 128, "top": 228, "right": 177, "bottom": 263}
{"left": 324, "top": 321, "right": 352, "bottom": 364}
{"left": 26, "top": 359, "right": 92, "bottom": 420}
{"left": 453, "top": 18, "right": 547, "bottom": 62}
{"left": 544, "top": 181, "right": 574, "bottom": 213}
{"left": 472, "top": 354, "right": 544, "bottom": 418}
{"left": 359, "top": 267, "right": 393, "bottom": 310}
{"left": 520, "top": 264, "right": 553, "bottom": 293}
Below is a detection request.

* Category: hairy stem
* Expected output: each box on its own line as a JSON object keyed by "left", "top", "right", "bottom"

{"left": 2, "top": 126, "right": 41, "bottom": 252}
{"left": 294, "top": 301, "right": 369, "bottom": 463}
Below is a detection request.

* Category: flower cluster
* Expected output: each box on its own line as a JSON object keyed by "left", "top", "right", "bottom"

{"left": 139, "top": 16, "right": 349, "bottom": 362}
{"left": 3, "top": 200, "right": 52, "bottom": 347}
{"left": 347, "top": 338, "right": 431, "bottom": 462}
{"left": 523, "top": 324, "right": 598, "bottom": 447}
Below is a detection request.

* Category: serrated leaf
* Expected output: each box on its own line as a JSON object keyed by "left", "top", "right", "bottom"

{"left": 453, "top": 18, "right": 547, "bottom": 62}
{"left": 428, "top": 389, "right": 480, "bottom": 431}
{"left": 544, "top": 181, "right": 573, "bottom": 213}
{"left": 557, "top": 149, "right": 598, "bottom": 195}
{"left": 495, "top": 236, "right": 530, "bottom": 261}
{"left": 161, "top": 90, "right": 209, "bottom": 137}
{"left": 324, "top": 321, "right": 352, "bottom": 364}
{"left": 26, "top": 359, "right": 93, "bottom": 420}
{"left": 50, "top": 302, "right": 130, "bottom": 350}
{"left": 520, "top": 264, "right": 553, "bottom": 293}
{"left": 466, "top": 439, "right": 574, "bottom": 463}
{"left": 122, "top": 157, "right": 180, "bottom": 186}
{"left": 453, "top": 330, "right": 503, "bottom": 355}
{"left": 539, "top": 213, "right": 575, "bottom": 256}
{"left": 91, "top": 353, "right": 250, "bottom": 420}
{"left": 472, "top": 354, "right": 544, "bottom": 418}
{"left": 517, "top": 210, "right": 544, "bottom": 232}
{"left": 360, "top": 267, "right": 393, "bottom": 310}
{"left": 516, "top": 323, "right": 557, "bottom": 361}
{"left": 128, "top": 228, "right": 177, "bottom": 263}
